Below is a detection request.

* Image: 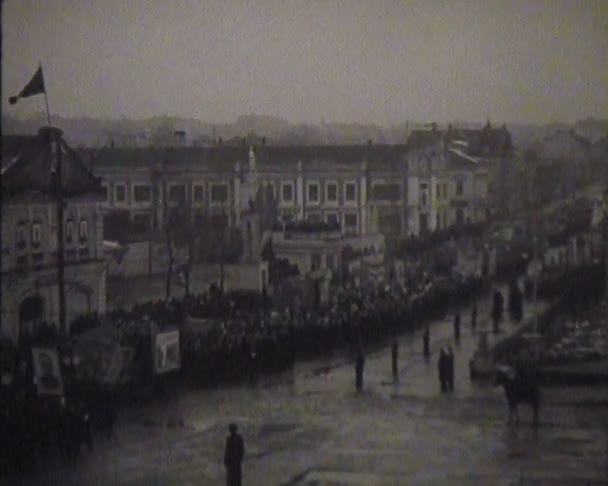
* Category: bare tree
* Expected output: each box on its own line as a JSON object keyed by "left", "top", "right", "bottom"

{"left": 164, "top": 201, "right": 196, "bottom": 301}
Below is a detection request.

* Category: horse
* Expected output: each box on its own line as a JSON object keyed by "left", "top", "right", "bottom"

{"left": 494, "top": 365, "right": 540, "bottom": 426}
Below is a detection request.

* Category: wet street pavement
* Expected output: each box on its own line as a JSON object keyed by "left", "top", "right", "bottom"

{"left": 12, "top": 290, "right": 608, "bottom": 485}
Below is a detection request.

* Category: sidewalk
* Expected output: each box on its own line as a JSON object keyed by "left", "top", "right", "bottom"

{"left": 291, "top": 284, "right": 550, "bottom": 402}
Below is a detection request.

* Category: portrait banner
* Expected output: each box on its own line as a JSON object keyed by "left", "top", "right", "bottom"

{"left": 154, "top": 330, "right": 180, "bottom": 375}
{"left": 32, "top": 348, "right": 64, "bottom": 396}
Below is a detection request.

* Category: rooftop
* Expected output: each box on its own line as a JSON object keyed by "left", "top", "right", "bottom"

{"left": 78, "top": 144, "right": 409, "bottom": 173}
{"left": 2, "top": 127, "right": 104, "bottom": 199}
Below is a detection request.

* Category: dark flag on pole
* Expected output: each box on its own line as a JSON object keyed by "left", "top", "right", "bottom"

{"left": 9, "top": 65, "right": 46, "bottom": 105}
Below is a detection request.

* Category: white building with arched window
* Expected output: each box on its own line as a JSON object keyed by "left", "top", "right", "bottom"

{"left": 1, "top": 127, "right": 106, "bottom": 343}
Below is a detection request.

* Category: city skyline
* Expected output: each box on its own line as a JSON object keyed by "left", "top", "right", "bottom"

{"left": 2, "top": 0, "right": 607, "bottom": 126}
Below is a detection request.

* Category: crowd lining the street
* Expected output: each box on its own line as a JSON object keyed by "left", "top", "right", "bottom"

{"left": 1, "top": 257, "right": 604, "bottom": 477}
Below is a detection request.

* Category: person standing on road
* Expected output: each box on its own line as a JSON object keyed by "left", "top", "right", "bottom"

{"left": 446, "top": 346, "right": 455, "bottom": 391}
{"left": 224, "top": 422, "right": 245, "bottom": 486}
{"left": 391, "top": 340, "right": 399, "bottom": 380}
{"left": 453, "top": 312, "right": 461, "bottom": 341}
{"left": 423, "top": 326, "right": 430, "bottom": 359}
{"left": 355, "top": 349, "right": 365, "bottom": 392}
{"left": 471, "top": 301, "right": 477, "bottom": 330}
{"left": 438, "top": 348, "right": 448, "bottom": 392}
{"left": 492, "top": 289, "right": 504, "bottom": 333}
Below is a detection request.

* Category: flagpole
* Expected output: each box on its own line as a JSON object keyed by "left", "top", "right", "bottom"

{"left": 40, "top": 62, "right": 52, "bottom": 126}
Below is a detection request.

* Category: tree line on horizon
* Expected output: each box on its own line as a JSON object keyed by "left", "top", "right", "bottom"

{"left": 2, "top": 112, "right": 607, "bottom": 150}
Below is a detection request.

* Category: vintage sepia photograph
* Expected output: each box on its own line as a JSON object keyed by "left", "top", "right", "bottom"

{"left": 1, "top": 0, "right": 607, "bottom": 484}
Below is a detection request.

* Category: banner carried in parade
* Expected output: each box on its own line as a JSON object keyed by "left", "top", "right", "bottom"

{"left": 154, "top": 330, "right": 180, "bottom": 374}
{"left": 32, "top": 348, "right": 64, "bottom": 396}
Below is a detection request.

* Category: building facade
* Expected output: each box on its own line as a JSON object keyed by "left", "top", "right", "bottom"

{"left": 1, "top": 127, "right": 106, "bottom": 343}
{"left": 82, "top": 139, "right": 491, "bottom": 245}
{"left": 405, "top": 137, "right": 490, "bottom": 234}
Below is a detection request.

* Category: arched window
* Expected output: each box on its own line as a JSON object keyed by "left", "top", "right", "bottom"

{"left": 19, "top": 295, "right": 44, "bottom": 323}
{"left": 16, "top": 221, "right": 27, "bottom": 252}
{"left": 78, "top": 218, "right": 89, "bottom": 244}
{"left": 65, "top": 219, "right": 75, "bottom": 244}
{"left": 31, "top": 220, "right": 42, "bottom": 251}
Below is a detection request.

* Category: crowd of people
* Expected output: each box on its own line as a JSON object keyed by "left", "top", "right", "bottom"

{"left": 0, "top": 325, "right": 114, "bottom": 477}
{"left": 0, "top": 270, "right": 488, "bottom": 478}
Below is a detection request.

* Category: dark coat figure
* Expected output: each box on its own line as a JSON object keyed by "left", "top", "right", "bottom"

{"left": 494, "top": 365, "right": 540, "bottom": 426}
{"left": 453, "top": 313, "right": 461, "bottom": 341}
{"left": 423, "top": 327, "right": 430, "bottom": 359}
{"left": 438, "top": 348, "right": 448, "bottom": 392}
{"left": 391, "top": 340, "right": 399, "bottom": 378}
{"left": 224, "top": 423, "right": 245, "bottom": 486}
{"left": 508, "top": 280, "right": 524, "bottom": 322}
{"left": 471, "top": 302, "right": 477, "bottom": 330}
{"left": 446, "top": 346, "right": 454, "bottom": 391}
{"left": 492, "top": 290, "right": 503, "bottom": 333}
{"left": 355, "top": 351, "right": 365, "bottom": 392}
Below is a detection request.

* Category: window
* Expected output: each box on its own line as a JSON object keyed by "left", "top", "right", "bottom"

{"left": 326, "top": 182, "right": 338, "bottom": 203}
{"left": 311, "top": 253, "right": 322, "bottom": 271}
{"left": 326, "top": 213, "right": 340, "bottom": 228}
{"left": 211, "top": 184, "right": 228, "bottom": 203}
{"left": 436, "top": 211, "right": 442, "bottom": 230}
{"left": 281, "top": 183, "right": 293, "bottom": 202}
{"left": 307, "top": 213, "right": 322, "bottom": 223}
{"left": 344, "top": 213, "right": 358, "bottom": 233}
{"left": 66, "top": 219, "right": 75, "bottom": 244}
{"left": 436, "top": 184, "right": 441, "bottom": 200}
{"left": 78, "top": 218, "right": 88, "bottom": 244}
{"left": 456, "top": 208, "right": 465, "bottom": 225}
{"left": 345, "top": 182, "right": 357, "bottom": 203}
{"left": 16, "top": 222, "right": 27, "bottom": 252}
{"left": 456, "top": 181, "right": 464, "bottom": 197}
{"left": 101, "top": 184, "right": 109, "bottom": 202}
{"left": 133, "top": 184, "right": 152, "bottom": 204}
{"left": 307, "top": 182, "right": 320, "bottom": 204}
{"left": 169, "top": 184, "right": 186, "bottom": 204}
{"left": 31, "top": 221, "right": 42, "bottom": 251}
{"left": 326, "top": 254, "right": 335, "bottom": 270}
{"left": 115, "top": 184, "right": 126, "bottom": 204}
{"left": 420, "top": 182, "right": 428, "bottom": 207}
{"left": 282, "top": 212, "right": 294, "bottom": 224}
{"left": 371, "top": 183, "right": 401, "bottom": 201}
{"left": 193, "top": 184, "right": 205, "bottom": 203}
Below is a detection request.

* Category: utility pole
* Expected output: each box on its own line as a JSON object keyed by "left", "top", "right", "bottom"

{"left": 50, "top": 129, "right": 67, "bottom": 335}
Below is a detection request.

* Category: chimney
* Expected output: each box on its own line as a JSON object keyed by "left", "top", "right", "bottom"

{"left": 367, "top": 139, "right": 373, "bottom": 146}
{"left": 262, "top": 137, "right": 266, "bottom": 147}
{"left": 218, "top": 137, "right": 223, "bottom": 146}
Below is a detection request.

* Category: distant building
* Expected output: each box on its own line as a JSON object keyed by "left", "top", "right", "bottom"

{"left": 1, "top": 127, "right": 106, "bottom": 343}
{"left": 80, "top": 144, "right": 411, "bottom": 241}
{"left": 405, "top": 126, "right": 492, "bottom": 234}
{"left": 528, "top": 129, "right": 593, "bottom": 204}
{"left": 76, "top": 139, "right": 495, "bottom": 277}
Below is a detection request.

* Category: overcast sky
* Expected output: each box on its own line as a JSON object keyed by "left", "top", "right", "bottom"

{"left": 2, "top": 0, "right": 607, "bottom": 125}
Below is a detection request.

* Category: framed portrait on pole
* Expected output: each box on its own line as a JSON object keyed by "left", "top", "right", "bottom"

{"left": 154, "top": 330, "right": 180, "bottom": 375}
{"left": 32, "top": 348, "right": 64, "bottom": 396}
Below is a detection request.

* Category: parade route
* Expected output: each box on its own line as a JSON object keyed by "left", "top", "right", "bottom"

{"left": 11, "top": 292, "right": 608, "bottom": 485}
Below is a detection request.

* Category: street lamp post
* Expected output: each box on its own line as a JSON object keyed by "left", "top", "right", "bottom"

{"left": 532, "top": 237, "right": 539, "bottom": 336}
